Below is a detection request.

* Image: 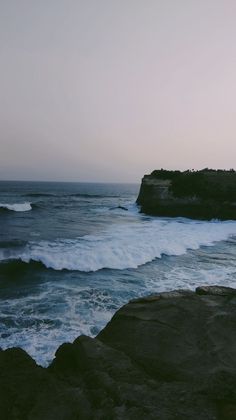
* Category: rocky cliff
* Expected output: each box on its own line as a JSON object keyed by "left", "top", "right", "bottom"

{"left": 137, "top": 169, "right": 236, "bottom": 219}
{"left": 1, "top": 286, "right": 236, "bottom": 419}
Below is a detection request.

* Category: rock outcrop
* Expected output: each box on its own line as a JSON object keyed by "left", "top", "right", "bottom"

{"left": 1, "top": 286, "right": 236, "bottom": 419}
{"left": 137, "top": 169, "right": 236, "bottom": 219}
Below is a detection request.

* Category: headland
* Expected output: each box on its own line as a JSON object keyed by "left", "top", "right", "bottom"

{"left": 137, "top": 169, "right": 236, "bottom": 219}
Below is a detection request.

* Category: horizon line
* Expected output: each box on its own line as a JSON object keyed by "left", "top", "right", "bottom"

{"left": 0, "top": 178, "right": 140, "bottom": 185}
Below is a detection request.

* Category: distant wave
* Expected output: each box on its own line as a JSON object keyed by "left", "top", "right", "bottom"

{"left": 0, "top": 202, "right": 32, "bottom": 212}
{"left": 68, "top": 193, "right": 120, "bottom": 198}
{"left": 24, "top": 193, "right": 56, "bottom": 197}
{"left": 24, "top": 193, "right": 120, "bottom": 198}
{"left": 1, "top": 218, "right": 236, "bottom": 272}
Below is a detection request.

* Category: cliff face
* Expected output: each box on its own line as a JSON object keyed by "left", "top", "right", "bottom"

{"left": 1, "top": 286, "right": 236, "bottom": 419}
{"left": 137, "top": 169, "right": 236, "bottom": 219}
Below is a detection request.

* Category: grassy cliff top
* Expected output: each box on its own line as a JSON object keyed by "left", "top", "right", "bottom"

{"left": 150, "top": 168, "right": 236, "bottom": 179}
{"left": 148, "top": 169, "right": 236, "bottom": 201}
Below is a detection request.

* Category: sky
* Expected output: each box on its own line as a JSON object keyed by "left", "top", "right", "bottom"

{"left": 1, "top": 0, "right": 236, "bottom": 182}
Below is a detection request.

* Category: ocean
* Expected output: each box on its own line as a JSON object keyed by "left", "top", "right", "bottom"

{"left": 1, "top": 180, "right": 236, "bottom": 366}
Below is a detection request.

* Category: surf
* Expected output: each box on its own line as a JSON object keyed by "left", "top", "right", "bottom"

{"left": 2, "top": 218, "right": 236, "bottom": 272}
{"left": 0, "top": 202, "right": 32, "bottom": 212}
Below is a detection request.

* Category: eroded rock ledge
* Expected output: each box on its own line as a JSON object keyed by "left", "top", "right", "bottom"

{"left": 137, "top": 169, "right": 236, "bottom": 219}
{"left": 1, "top": 286, "right": 236, "bottom": 419}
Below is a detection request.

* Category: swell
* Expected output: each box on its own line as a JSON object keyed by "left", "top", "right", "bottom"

{"left": 24, "top": 193, "right": 57, "bottom": 198}
{"left": 0, "top": 240, "right": 27, "bottom": 249}
{"left": 0, "top": 259, "right": 47, "bottom": 278}
{"left": 24, "top": 193, "right": 120, "bottom": 198}
{"left": 70, "top": 193, "right": 120, "bottom": 198}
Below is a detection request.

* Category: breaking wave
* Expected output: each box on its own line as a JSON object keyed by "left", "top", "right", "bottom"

{"left": 1, "top": 218, "right": 236, "bottom": 272}
{"left": 0, "top": 202, "right": 32, "bottom": 212}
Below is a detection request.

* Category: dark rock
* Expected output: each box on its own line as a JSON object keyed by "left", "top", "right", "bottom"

{"left": 196, "top": 285, "right": 236, "bottom": 295}
{"left": 0, "top": 347, "right": 91, "bottom": 419}
{"left": 110, "top": 205, "right": 128, "bottom": 211}
{"left": 129, "top": 289, "right": 194, "bottom": 303}
{"left": 1, "top": 286, "right": 236, "bottom": 419}
{"left": 98, "top": 285, "right": 236, "bottom": 418}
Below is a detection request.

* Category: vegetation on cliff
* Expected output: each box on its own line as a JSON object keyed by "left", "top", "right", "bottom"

{"left": 150, "top": 169, "right": 236, "bottom": 201}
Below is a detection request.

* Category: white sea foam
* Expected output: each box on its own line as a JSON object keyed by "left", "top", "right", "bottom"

{"left": 16, "top": 218, "right": 236, "bottom": 271}
{"left": 0, "top": 284, "right": 117, "bottom": 366}
{"left": 0, "top": 202, "right": 32, "bottom": 212}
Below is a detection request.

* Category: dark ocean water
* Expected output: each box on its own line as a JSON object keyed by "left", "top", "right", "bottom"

{"left": 1, "top": 180, "right": 236, "bottom": 365}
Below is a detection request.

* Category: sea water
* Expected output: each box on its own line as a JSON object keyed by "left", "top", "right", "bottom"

{"left": 0, "top": 180, "right": 236, "bottom": 366}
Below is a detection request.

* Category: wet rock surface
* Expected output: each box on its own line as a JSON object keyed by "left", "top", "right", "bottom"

{"left": 1, "top": 286, "right": 236, "bottom": 419}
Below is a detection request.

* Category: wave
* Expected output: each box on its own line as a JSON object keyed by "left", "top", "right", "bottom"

{"left": 0, "top": 259, "right": 46, "bottom": 277}
{"left": 1, "top": 218, "right": 236, "bottom": 272}
{"left": 24, "top": 193, "right": 56, "bottom": 197}
{"left": 0, "top": 202, "right": 32, "bottom": 212}
{"left": 0, "top": 240, "right": 27, "bottom": 249}
{"left": 24, "top": 192, "right": 120, "bottom": 199}
{"left": 68, "top": 193, "right": 120, "bottom": 198}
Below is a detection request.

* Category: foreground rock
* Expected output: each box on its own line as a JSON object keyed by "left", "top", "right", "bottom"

{"left": 137, "top": 169, "right": 236, "bottom": 219}
{"left": 1, "top": 286, "right": 236, "bottom": 419}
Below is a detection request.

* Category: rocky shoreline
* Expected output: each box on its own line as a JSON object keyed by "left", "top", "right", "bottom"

{"left": 1, "top": 285, "right": 236, "bottom": 419}
{"left": 137, "top": 169, "right": 236, "bottom": 219}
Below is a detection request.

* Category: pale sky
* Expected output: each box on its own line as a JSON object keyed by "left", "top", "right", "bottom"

{"left": 1, "top": 0, "right": 236, "bottom": 182}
